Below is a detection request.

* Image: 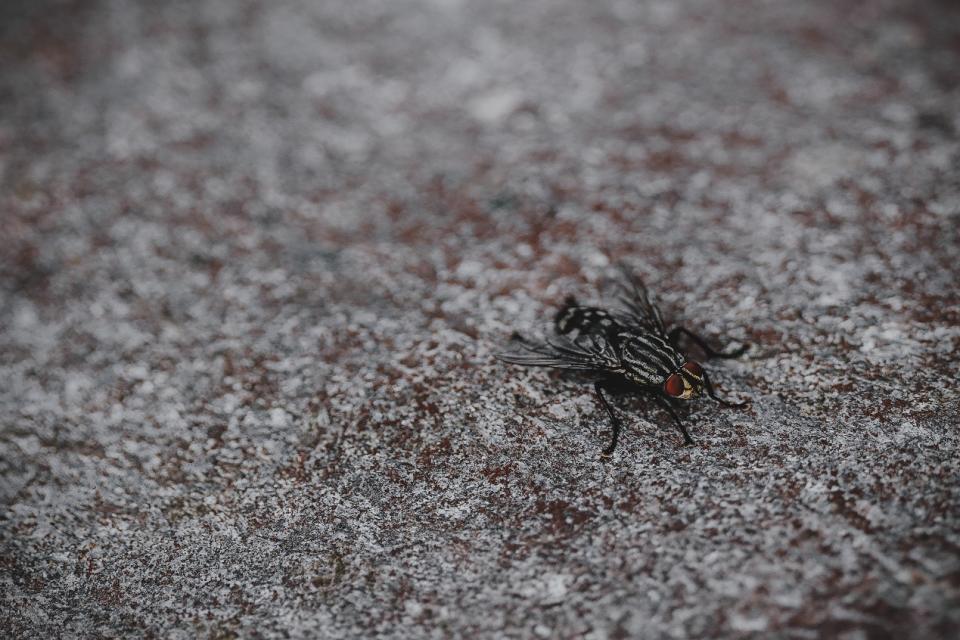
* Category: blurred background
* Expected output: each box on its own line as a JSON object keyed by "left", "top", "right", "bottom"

{"left": 2, "top": 0, "right": 959, "bottom": 637}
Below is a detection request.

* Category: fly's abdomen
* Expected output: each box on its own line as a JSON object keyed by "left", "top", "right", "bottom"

{"left": 554, "top": 296, "right": 618, "bottom": 336}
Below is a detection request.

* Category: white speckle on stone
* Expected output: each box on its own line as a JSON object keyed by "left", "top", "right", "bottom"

{"left": 547, "top": 403, "right": 573, "bottom": 421}
{"left": 516, "top": 573, "right": 571, "bottom": 606}
{"left": 456, "top": 260, "right": 484, "bottom": 280}
{"left": 470, "top": 88, "right": 522, "bottom": 123}
{"left": 729, "top": 613, "right": 768, "bottom": 632}
{"left": 269, "top": 408, "right": 289, "bottom": 428}
{"left": 787, "top": 143, "right": 865, "bottom": 193}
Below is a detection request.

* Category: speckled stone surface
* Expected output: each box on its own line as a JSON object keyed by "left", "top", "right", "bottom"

{"left": 2, "top": 0, "right": 959, "bottom": 638}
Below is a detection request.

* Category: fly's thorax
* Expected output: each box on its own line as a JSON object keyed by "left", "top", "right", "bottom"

{"left": 623, "top": 369, "right": 656, "bottom": 386}
{"left": 617, "top": 331, "right": 685, "bottom": 386}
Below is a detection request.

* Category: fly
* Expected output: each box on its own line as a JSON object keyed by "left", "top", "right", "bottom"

{"left": 497, "top": 269, "right": 750, "bottom": 456}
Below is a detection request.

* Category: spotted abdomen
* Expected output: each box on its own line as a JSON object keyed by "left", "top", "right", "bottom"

{"left": 554, "top": 296, "right": 619, "bottom": 336}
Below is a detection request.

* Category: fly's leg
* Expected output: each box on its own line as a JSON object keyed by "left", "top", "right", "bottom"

{"left": 593, "top": 381, "right": 622, "bottom": 458}
{"left": 654, "top": 395, "right": 695, "bottom": 446}
{"left": 668, "top": 326, "right": 747, "bottom": 359}
{"left": 703, "top": 370, "right": 749, "bottom": 408}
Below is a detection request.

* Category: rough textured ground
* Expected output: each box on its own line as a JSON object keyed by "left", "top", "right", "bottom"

{"left": 2, "top": 0, "right": 959, "bottom": 638}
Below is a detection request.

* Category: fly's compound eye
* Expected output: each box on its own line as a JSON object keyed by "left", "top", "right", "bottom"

{"left": 664, "top": 373, "right": 684, "bottom": 398}
{"left": 682, "top": 361, "right": 704, "bottom": 378}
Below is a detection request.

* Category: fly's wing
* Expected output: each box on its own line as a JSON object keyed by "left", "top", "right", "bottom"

{"left": 496, "top": 333, "right": 621, "bottom": 373}
{"left": 608, "top": 266, "right": 668, "bottom": 336}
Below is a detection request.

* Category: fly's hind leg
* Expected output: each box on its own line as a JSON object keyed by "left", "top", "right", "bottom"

{"left": 593, "top": 381, "right": 623, "bottom": 458}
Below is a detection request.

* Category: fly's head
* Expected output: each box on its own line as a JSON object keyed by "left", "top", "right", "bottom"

{"left": 663, "top": 361, "right": 705, "bottom": 401}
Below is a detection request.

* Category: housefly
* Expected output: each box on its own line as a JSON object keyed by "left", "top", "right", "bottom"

{"left": 497, "top": 270, "right": 749, "bottom": 456}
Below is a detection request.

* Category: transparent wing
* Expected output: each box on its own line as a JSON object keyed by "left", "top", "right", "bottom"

{"left": 607, "top": 265, "right": 668, "bottom": 336}
{"left": 496, "top": 333, "right": 621, "bottom": 373}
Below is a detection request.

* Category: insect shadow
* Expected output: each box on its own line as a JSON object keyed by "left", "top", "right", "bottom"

{"left": 497, "top": 269, "right": 750, "bottom": 457}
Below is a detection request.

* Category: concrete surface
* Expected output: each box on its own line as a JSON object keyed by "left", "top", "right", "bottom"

{"left": 1, "top": 0, "right": 959, "bottom": 637}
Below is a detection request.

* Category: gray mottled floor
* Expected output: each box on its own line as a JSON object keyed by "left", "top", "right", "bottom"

{"left": 1, "top": 0, "right": 959, "bottom": 638}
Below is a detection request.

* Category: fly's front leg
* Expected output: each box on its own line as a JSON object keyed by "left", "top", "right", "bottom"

{"left": 703, "top": 370, "right": 749, "bottom": 408}
{"left": 654, "top": 395, "right": 695, "bottom": 446}
{"left": 593, "top": 381, "right": 622, "bottom": 458}
{"left": 668, "top": 326, "right": 747, "bottom": 359}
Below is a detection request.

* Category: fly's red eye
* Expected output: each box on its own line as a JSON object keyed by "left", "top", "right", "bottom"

{"left": 664, "top": 373, "right": 684, "bottom": 397}
{"left": 682, "top": 361, "right": 703, "bottom": 378}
